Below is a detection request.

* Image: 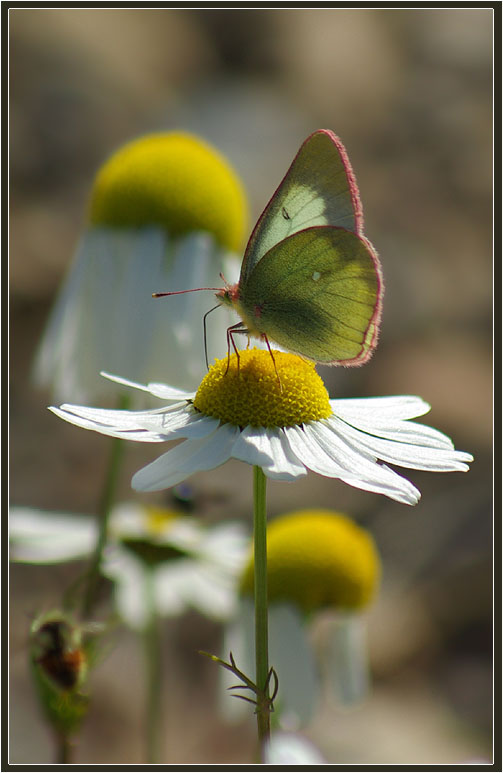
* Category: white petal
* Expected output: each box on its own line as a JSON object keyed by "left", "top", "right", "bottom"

{"left": 265, "top": 733, "right": 327, "bottom": 765}
{"left": 49, "top": 406, "right": 169, "bottom": 442}
{"left": 9, "top": 507, "right": 96, "bottom": 563}
{"left": 328, "top": 415, "right": 472, "bottom": 471}
{"left": 197, "top": 523, "right": 250, "bottom": 575}
{"left": 33, "top": 228, "right": 240, "bottom": 402}
{"left": 332, "top": 399, "right": 457, "bottom": 450}
{"left": 152, "top": 563, "right": 192, "bottom": 617}
{"left": 322, "top": 614, "right": 370, "bottom": 705}
{"left": 231, "top": 426, "right": 307, "bottom": 481}
{"left": 156, "top": 561, "right": 239, "bottom": 620}
{"left": 146, "top": 382, "right": 197, "bottom": 401}
{"left": 102, "top": 547, "right": 149, "bottom": 630}
{"left": 330, "top": 395, "right": 431, "bottom": 421}
{"left": 52, "top": 401, "right": 219, "bottom": 441}
{"left": 261, "top": 428, "right": 308, "bottom": 480}
{"left": 309, "top": 421, "right": 422, "bottom": 504}
{"left": 285, "top": 424, "right": 420, "bottom": 505}
{"left": 102, "top": 372, "right": 196, "bottom": 401}
{"left": 132, "top": 425, "right": 240, "bottom": 491}
{"left": 268, "top": 603, "right": 318, "bottom": 725}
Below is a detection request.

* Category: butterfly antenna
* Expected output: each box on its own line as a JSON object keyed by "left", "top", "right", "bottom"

{"left": 152, "top": 287, "right": 221, "bottom": 298}
{"left": 202, "top": 304, "right": 221, "bottom": 370}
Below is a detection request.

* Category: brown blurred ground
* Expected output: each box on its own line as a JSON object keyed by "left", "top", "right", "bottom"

{"left": 9, "top": 8, "right": 493, "bottom": 765}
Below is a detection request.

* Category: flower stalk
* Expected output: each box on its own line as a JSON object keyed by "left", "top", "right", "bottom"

{"left": 81, "top": 395, "right": 129, "bottom": 618}
{"left": 144, "top": 568, "right": 163, "bottom": 764}
{"left": 253, "top": 466, "right": 270, "bottom": 749}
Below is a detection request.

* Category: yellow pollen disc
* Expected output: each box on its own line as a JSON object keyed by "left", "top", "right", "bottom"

{"left": 193, "top": 349, "right": 331, "bottom": 428}
{"left": 144, "top": 506, "right": 179, "bottom": 536}
{"left": 240, "top": 510, "right": 380, "bottom": 614}
{"left": 89, "top": 132, "right": 248, "bottom": 251}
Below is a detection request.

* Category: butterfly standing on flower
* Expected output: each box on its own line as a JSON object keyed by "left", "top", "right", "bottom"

{"left": 154, "top": 130, "right": 383, "bottom": 366}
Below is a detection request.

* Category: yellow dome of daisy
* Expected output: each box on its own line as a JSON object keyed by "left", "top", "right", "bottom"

{"left": 193, "top": 349, "right": 332, "bottom": 428}
{"left": 240, "top": 510, "right": 380, "bottom": 614}
{"left": 89, "top": 132, "right": 248, "bottom": 251}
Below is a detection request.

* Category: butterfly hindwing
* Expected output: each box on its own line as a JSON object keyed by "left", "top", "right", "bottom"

{"left": 239, "top": 226, "right": 382, "bottom": 365}
{"left": 240, "top": 130, "right": 363, "bottom": 284}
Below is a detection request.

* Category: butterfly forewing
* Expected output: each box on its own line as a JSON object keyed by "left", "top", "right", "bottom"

{"left": 240, "top": 130, "right": 363, "bottom": 285}
{"left": 239, "top": 226, "right": 382, "bottom": 365}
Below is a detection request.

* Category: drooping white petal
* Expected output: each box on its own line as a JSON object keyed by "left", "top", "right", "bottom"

{"left": 321, "top": 613, "right": 370, "bottom": 705}
{"left": 34, "top": 228, "right": 242, "bottom": 402}
{"left": 231, "top": 426, "right": 307, "bottom": 481}
{"left": 143, "top": 231, "right": 242, "bottom": 384}
{"left": 222, "top": 600, "right": 318, "bottom": 726}
{"left": 327, "top": 415, "right": 473, "bottom": 472}
{"left": 132, "top": 425, "right": 240, "bottom": 491}
{"left": 309, "top": 420, "right": 422, "bottom": 504}
{"left": 285, "top": 424, "right": 420, "bottom": 505}
{"left": 9, "top": 507, "right": 96, "bottom": 563}
{"left": 268, "top": 603, "right": 318, "bottom": 726}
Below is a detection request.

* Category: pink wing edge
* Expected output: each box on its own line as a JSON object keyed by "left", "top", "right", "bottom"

{"left": 318, "top": 128, "right": 365, "bottom": 236}
{"left": 328, "top": 233, "right": 384, "bottom": 368}
{"left": 241, "top": 128, "right": 365, "bottom": 273}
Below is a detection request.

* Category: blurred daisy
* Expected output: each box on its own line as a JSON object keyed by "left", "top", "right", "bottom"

{"left": 51, "top": 348, "right": 473, "bottom": 505}
{"left": 264, "top": 731, "right": 327, "bottom": 764}
{"left": 10, "top": 503, "right": 249, "bottom": 630}
{"left": 33, "top": 132, "right": 248, "bottom": 402}
{"left": 224, "top": 509, "right": 380, "bottom": 727}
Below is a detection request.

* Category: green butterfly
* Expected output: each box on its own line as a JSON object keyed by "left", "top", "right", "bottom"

{"left": 157, "top": 130, "right": 383, "bottom": 366}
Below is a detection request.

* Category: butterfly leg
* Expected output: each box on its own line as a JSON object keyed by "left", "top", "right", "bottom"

{"left": 226, "top": 322, "right": 248, "bottom": 375}
{"left": 262, "top": 334, "right": 282, "bottom": 391}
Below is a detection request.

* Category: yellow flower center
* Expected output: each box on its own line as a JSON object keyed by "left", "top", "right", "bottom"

{"left": 143, "top": 505, "right": 179, "bottom": 535}
{"left": 240, "top": 510, "right": 380, "bottom": 614}
{"left": 193, "top": 349, "right": 331, "bottom": 428}
{"left": 89, "top": 132, "right": 248, "bottom": 251}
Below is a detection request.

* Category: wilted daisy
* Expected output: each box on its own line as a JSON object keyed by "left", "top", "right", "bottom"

{"left": 33, "top": 132, "right": 248, "bottom": 402}
{"left": 10, "top": 503, "right": 249, "bottom": 630}
{"left": 223, "top": 509, "right": 380, "bottom": 726}
{"left": 50, "top": 348, "right": 473, "bottom": 505}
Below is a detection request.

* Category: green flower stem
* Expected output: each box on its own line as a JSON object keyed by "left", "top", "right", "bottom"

{"left": 144, "top": 569, "right": 162, "bottom": 764}
{"left": 253, "top": 465, "right": 270, "bottom": 750}
{"left": 81, "top": 394, "right": 129, "bottom": 618}
{"left": 56, "top": 732, "right": 72, "bottom": 765}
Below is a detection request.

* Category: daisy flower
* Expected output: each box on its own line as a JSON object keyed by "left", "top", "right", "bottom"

{"left": 264, "top": 731, "right": 327, "bottom": 764}
{"left": 33, "top": 132, "right": 248, "bottom": 403}
{"left": 50, "top": 348, "right": 473, "bottom": 505}
{"left": 10, "top": 503, "right": 249, "bottom": 631}
{"left": 223, "top": 509, "right": 380, "bottom": 726}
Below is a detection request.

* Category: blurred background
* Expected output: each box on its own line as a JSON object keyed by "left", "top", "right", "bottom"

{"left": 9, "top": 7, "right": 493, "bottom": 765}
